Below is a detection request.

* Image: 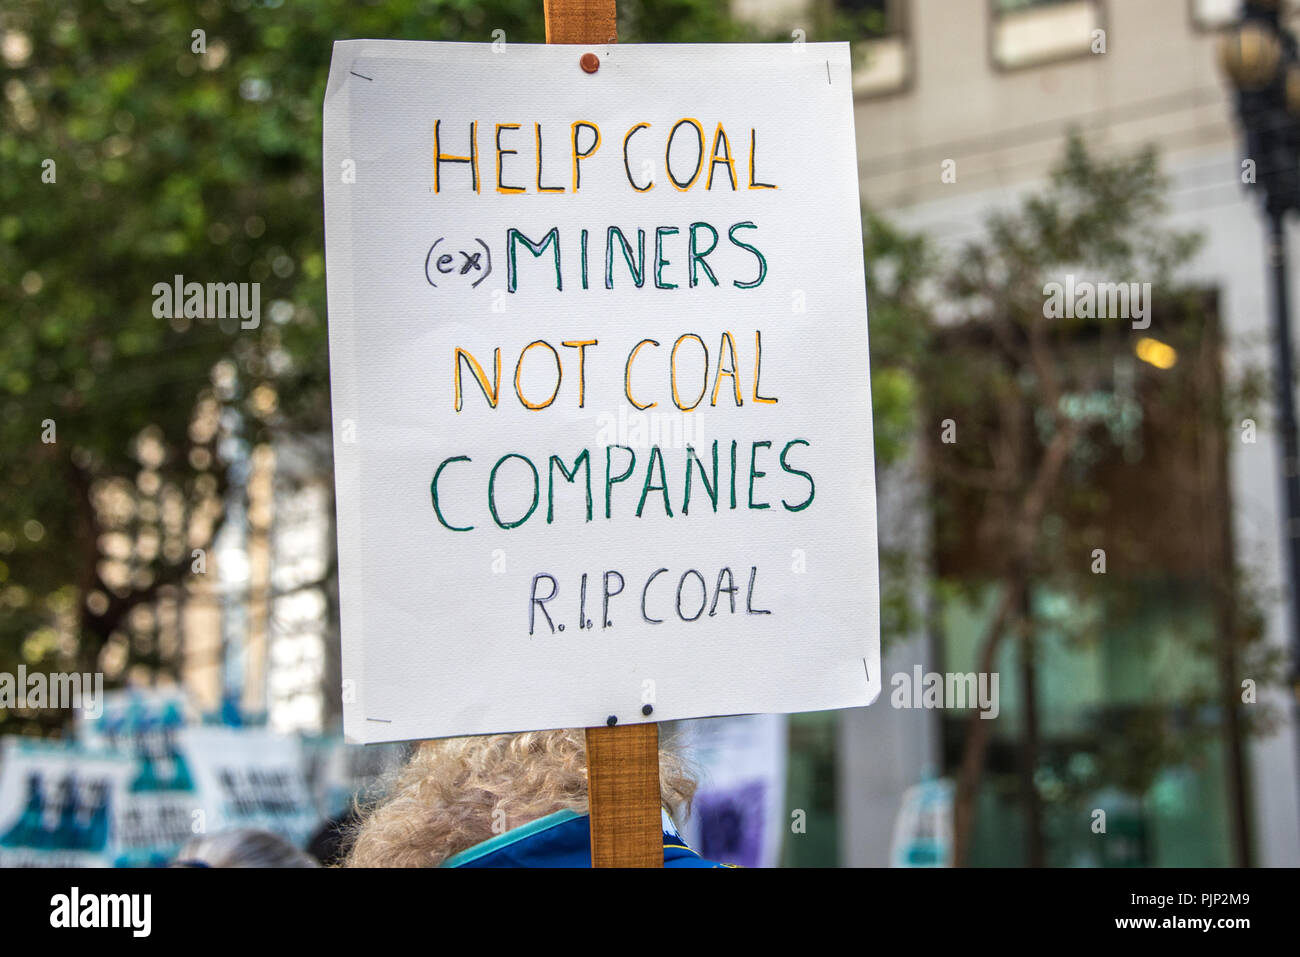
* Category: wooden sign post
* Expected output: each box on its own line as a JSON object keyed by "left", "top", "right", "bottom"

{"left": 542, "top": 0, "right": 664, "bottom": 870}
{"left": 585, "top": 722, "right": 662, "bottom": 867}
{"left": 542, "top": 0, "right": 618, "bottom": 44}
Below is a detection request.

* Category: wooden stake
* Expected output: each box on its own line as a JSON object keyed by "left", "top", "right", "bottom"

{"left": 585, "top": 722, "right": 662, "bottom": 867}
{"left": 540, "top": 0, "right": 661, "bottom": 869}
{"left": 543, "top": 0, "right": 618, "bottom": 44}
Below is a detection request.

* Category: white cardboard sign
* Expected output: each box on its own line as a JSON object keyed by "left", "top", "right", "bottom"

{"left": 323, "top": 40, "right": 880, "bottom": 743}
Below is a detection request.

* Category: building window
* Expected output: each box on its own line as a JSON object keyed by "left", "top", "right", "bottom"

{"left": 834, "top": 0, "right": 893, "bottom": 38}
{"left": 729, "top": 1, "right": 910, "bottom": 96}
{"left": 991, "top": 0, "right": 1105, "bottom": 70}
{"left": 832, "top": 0, "right": 911, "bottom": 97}
{"left": 1189, "top": 0, "right": 1238, "bottom": 32}
{"left": 781, "top": 710, "right": 840, "bottom": 866}
{"left": 927, "top": 297, "right": 1247, "bottom": 867}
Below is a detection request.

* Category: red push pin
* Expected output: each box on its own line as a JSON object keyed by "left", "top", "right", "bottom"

{"left": 580, "top": 52, "right": 600, "bottom": 74}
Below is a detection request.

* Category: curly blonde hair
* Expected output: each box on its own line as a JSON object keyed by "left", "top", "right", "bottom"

{"left": 343, "top": 727, "right": 697, "bottom": 867}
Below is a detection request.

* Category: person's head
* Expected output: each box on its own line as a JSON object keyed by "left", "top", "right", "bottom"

{"left": 306, "top": 806, "right": 360, "bottom": 866}
{"left": 173, "top": 828, "right": 320, "bottom": 868}
{"left": 344, "top": 727, "right": 696, "bottom": 867}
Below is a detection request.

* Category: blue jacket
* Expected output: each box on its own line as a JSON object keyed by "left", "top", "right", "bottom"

{"left": 442, "top": 809, "right": 735, "bottom": 868}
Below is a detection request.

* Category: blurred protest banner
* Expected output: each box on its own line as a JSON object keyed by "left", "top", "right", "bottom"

{"left": 677, "top": 714, "right": 787, "bottom": 868}
{"left": 77, "top": 688, "right": 199, "bottom": 867}
{"left": 182, "top": 726, "right": 317, "bottom": 847}
{"left": 322, "top": 39, "right": 880, "bottom": 745}
{"left": 0, "top": 738, "right": 134, "bottom": 867}
{"left": 74, "top": 688, "right": 324, "bottom": 864}
{"left": 890, "top": 778, "right": 953, "bottom": 868}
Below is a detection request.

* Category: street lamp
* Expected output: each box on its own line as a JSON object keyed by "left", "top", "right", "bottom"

{"left": 1220, "top": 0, "right": 1300, "bottom": 839}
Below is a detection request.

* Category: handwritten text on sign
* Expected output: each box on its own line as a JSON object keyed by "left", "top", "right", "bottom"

{"left": 324, "top": 41, "right": 880, "bottom": 743}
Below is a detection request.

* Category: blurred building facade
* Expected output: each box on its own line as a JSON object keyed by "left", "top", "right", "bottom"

{"left": 180, "top": 434, "right": 337, "bottom": 737}
{"left": 731, "top": 0, "right": 1300, "bottom": 866}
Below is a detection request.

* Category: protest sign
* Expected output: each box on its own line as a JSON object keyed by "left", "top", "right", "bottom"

{"left": 182, "top": 726, "right": 318, "bottom": 847}
{"left": 323, "top": 39, "right": 880, "bottom": 744}
{"left": 79, "top": 692, "right": 324, "bottom": 862}
{"left": 890, "top": 778, "right": 954, "bottom": 868}
{"left": 78, "top": 688, "right": 202, "bottom": 867}
{"left": 0, "top": 738, "right": 134, "bottom": 868}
